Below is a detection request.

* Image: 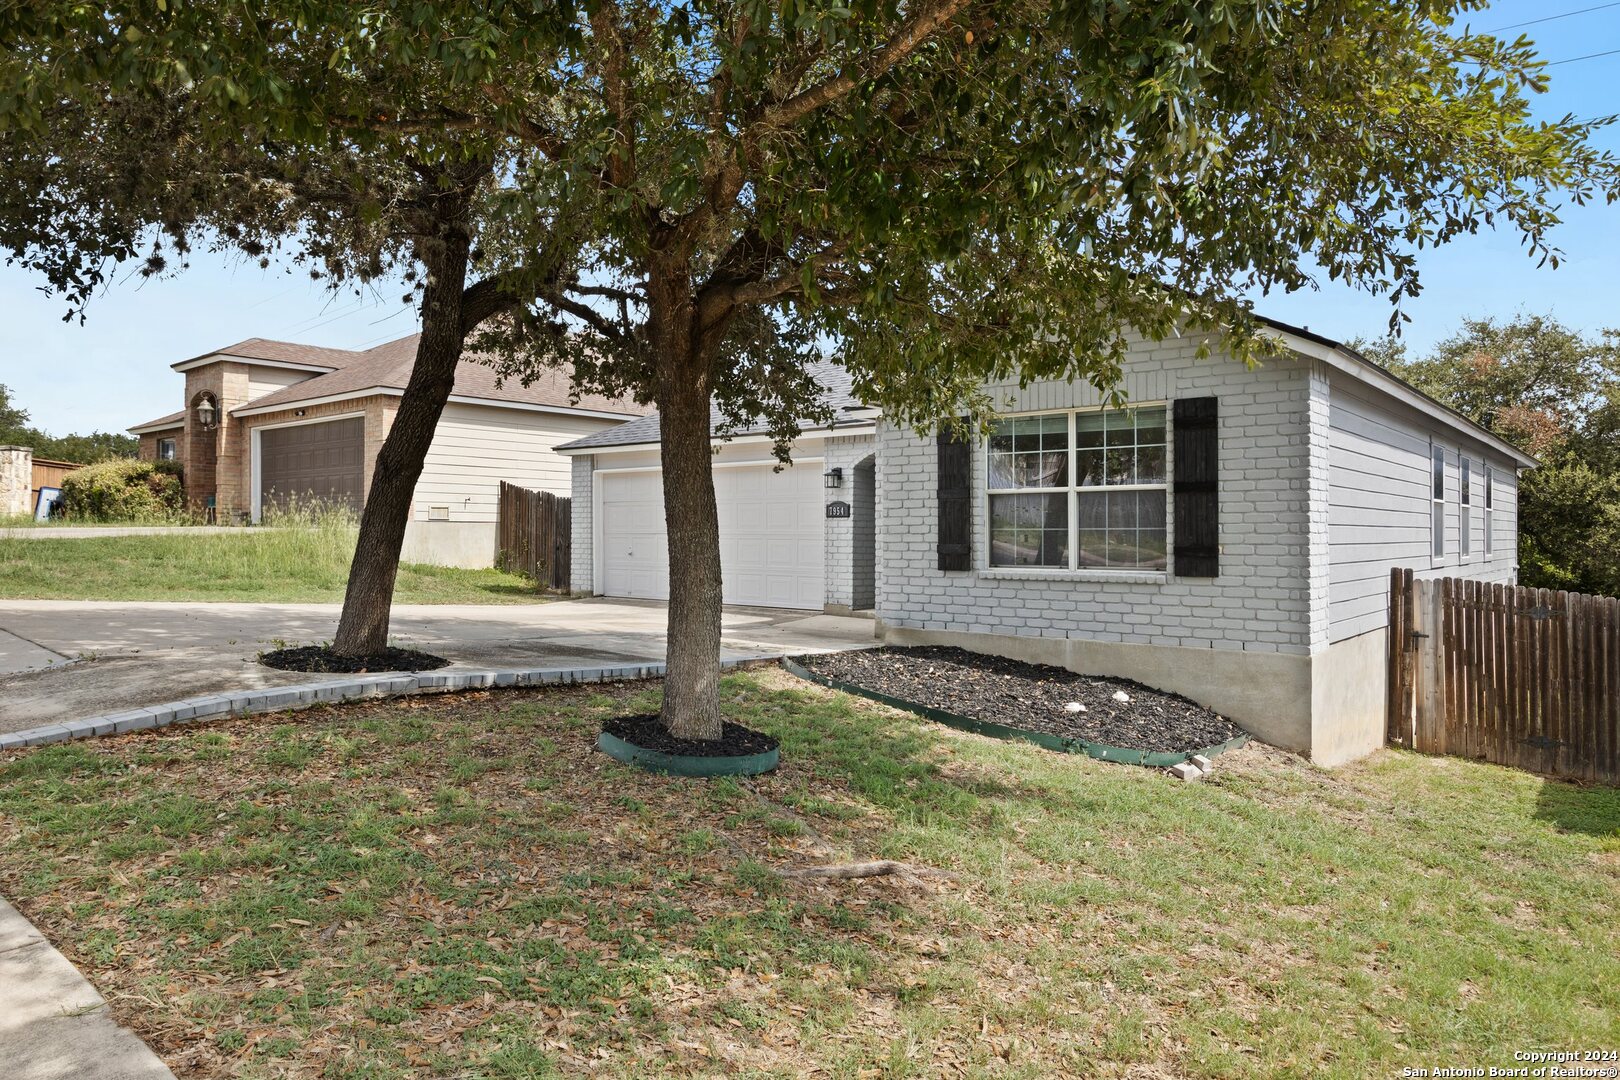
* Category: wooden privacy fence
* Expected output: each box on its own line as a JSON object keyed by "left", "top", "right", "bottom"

{"left": 496, "top": 482, "right": 571, "bottom": 592}
{"left": 1388, "top": 568, "right": 1619, "bottom": 784}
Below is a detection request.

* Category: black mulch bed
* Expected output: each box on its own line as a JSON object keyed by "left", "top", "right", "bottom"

{"left": 259, "top": 645, "right": 450, "bottom": 674}
{"left": 603, "top": 714, "right": 779, "bottom": 758}
{"left": 798, "top": 646, "right": 1244, "bottom": 753}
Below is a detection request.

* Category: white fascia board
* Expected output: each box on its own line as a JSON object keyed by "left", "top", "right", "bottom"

{"left": 1268, "top": 327, "right": 1538, "bottom": 469}
{"left": 443, "top": 393, "right": 645, "bottom": 422}
{"left": 127, "top": 420, "right": 185, "bottom": 435}
{"left": 233, "top": 385, "right": 645, "bottom": 422}
{"left": 171, "top": 354, "right": 339, "bottom": 374}
{"left": 557, "top": 421, "right": 878, "bottom": 456}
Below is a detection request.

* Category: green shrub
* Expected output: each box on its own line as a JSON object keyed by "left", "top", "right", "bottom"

{"left": 56, "top": 458, "right": 185, "bottom": 522}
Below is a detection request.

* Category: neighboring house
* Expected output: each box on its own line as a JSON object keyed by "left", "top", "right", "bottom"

{"left": 557, "top": 320, "right": 1534, "bottom": 766}
{"left": 129, "top": 335, "right": 644, "bottom": 566}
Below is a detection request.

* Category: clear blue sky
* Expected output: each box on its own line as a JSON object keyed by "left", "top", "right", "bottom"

{"left": 2, "top": 0, "right": 1617, "bottom": 437}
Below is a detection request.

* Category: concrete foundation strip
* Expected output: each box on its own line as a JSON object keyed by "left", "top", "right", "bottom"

{"left": 779, "top": 656, "right": 1249, "bottom": 768}
{"left": 0, "top": 657, "right": 775, "bottom": 752}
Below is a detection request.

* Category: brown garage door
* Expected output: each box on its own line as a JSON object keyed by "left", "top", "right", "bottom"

{"left": 259, "top": 417, "right": 365, "bottom": 514}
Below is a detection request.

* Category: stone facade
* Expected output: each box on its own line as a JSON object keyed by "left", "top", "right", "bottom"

{"left": 0, "top": 445, "right": 31, "bottom": 516}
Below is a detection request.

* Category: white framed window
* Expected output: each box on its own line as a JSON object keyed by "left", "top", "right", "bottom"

{"left": 1431, "top": 443, "right": 1445, "bottom": 559}
{"left": 1460, "top": 456, "right": 1472, "bottom": 558}
{"left": 157, "top": 437, "right": 177, "bottom": 461}
{"left": 1484, "top": 464, "right": 1494, "bottom": 558}
{"left": 986, "top": 406, "right": 1167, "bottom": 571}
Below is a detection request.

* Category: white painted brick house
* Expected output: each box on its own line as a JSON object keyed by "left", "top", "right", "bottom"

{"left": 557, "top": 320, "right": 1532, "bottom": 765}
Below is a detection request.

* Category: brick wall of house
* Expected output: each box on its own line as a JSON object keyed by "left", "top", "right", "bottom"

{"left": 180, "top": 361, "right": 252, "bottom": 516}
{"left": 822, "top": 433, "right": 877, "bottom": 610}
{"left": 136, "top": 429, "right": 183, "bottom": 464}
{"left": 570, "top": 454, "right": 595, "bottom": 592}
{"left": 875, "top": 335, "right": 1317, "bottom": 656}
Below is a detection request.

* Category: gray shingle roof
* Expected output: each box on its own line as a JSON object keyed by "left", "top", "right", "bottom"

{"left": 127, "top": 409, "right": 186, "bottom": 433}
{"left": 556, "top": 360, "right": 869, "bottom": 451}
{"left": 228, "top": 334, "right": 645, "bottom": 417}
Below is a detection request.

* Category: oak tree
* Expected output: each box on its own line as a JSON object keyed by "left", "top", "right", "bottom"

{"left": 0, "top": 2, "right": 586, "bottom": 654}
{"left": 5, "top": 2, "right": 1616, "bottom": 740}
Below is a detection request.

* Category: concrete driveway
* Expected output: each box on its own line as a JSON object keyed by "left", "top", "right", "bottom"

{"left": 0, "top": 598, "right": 877, "bottom": 733}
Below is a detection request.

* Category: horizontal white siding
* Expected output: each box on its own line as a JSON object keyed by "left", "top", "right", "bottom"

{"left": 246, "top": 366, "right": 314, "bottom": 401}
{"left": 1327, "top": 372, "right": 1520, "bottom": 642}
{"left": 413, "top": 403, "right": 624, "bottom": 523}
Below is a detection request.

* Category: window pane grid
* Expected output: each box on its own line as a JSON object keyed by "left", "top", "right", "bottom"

{"left": 988, "top": 406, "right": 1167, "bottom": 572}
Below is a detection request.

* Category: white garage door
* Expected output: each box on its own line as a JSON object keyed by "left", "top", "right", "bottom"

{"left": 598, "top": 464, "right": 825, "bottom": 609}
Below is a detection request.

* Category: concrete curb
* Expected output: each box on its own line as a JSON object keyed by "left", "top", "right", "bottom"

{"left": 0, "top": 896, "right": 176, "bottom": 1079}
{"left": 0, "top": 657, "right": 772, "bottom": 752}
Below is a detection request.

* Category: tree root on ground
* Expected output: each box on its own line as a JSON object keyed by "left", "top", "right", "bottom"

{"left": 774, "top": 860, "right": 953, "bottom": 884}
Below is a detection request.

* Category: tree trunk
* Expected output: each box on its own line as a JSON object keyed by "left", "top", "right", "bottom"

{"left": 653, "top": 291, "right": 725, "bottom": 741}
{"left": 331, "top": 228, "right": 472, "bottom": 656}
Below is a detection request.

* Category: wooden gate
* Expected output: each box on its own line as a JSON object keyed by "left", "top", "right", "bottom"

{"left": 497, "top": 482, "right": 571, "bottom": 592}
{"left": 1387, "top": 568, "right": 1619, "bottom": 783}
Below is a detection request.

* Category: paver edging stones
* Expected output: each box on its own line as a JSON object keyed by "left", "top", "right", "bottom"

{"left": 0, "top": 658, "right": 768, "bottom": 752}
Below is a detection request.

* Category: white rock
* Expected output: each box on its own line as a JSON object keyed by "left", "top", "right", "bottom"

{"left": 1190, "top": 754, "right": 1214, "bottom": 773}
{"left": 1063, "top": 701, "right": 1087, "bottom": 713}
{"left": 1111, "top": 689, "right": 1131, "bottom": 704}
{"left": 1167, "top": 762, "right": 1201, "bottom": 781}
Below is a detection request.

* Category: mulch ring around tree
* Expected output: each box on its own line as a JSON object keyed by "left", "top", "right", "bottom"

{"left": 797, "top": 646, "right": 1244, "bottom": 753}
{"left": 258, "top": 645, "right": 450, "bottom": 674}
{"left": 602, "top": 713, "right": 779, "bottom": 758}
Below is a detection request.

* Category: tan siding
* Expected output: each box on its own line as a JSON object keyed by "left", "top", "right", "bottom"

{"left": 412, "top": 403, "right": 623, "bottom": 523}
{"left": 247, "top": 366, "right": 315, "bottom": 401}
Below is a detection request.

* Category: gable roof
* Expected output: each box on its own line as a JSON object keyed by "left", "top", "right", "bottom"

{"left": 1257, "top": 317, "right": 1537, "bottom": 468}
{"left": 128, "top": 409, "right": 186, "bottom": 434}
{"left": 555, "top": 360, "right": 870, "bottom": 452}
{"left": 223, "top": 334, "right": 645, "bottom": 419}
{"left": 173, "top": 338, "right": 368, "bottom": 372}
{"left": 557, "top": 321, "right": 1536, "bottom": 468}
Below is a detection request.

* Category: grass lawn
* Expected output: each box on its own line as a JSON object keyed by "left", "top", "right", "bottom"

{"left": 1, "top": 669, "right": 1616, "bottom": 1079}
{"left": 0, "top": 526, "right": 549, "bottom": 604}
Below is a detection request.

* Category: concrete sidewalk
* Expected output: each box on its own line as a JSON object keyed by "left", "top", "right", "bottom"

{"left": 0, "top": 896, "right": 175, "bottom": 1079}
{"left": 0, "top": 597, "right": 876, "bottom": 731}
{"left": 0, "top": 628, "right": 69, "bottom": 676}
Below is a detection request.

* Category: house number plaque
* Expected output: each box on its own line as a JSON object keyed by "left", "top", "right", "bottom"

{"left": 826, "top": 501, "right": 851, "bottom": 519}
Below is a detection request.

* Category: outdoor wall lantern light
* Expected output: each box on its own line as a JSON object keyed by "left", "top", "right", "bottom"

{"left": 824, "top": 467, "right": 843, "bottom": 489}
{"left": 194, "top": 394, "right": 218, "bottom": 430}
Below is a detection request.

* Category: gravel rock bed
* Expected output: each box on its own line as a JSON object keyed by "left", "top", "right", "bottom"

{"left": 799, "top": 646, "right": 1244, "bottom": 753}
{"left": 259, "top": 645, "right": 450, "bottom": 674}
{"left": 603, "top": 714, "right": 779, "bottom": 758}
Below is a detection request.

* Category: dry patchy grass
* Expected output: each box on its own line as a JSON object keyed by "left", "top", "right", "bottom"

{"left": 0, "top": 668, "right": 1616, "bottom": 1078}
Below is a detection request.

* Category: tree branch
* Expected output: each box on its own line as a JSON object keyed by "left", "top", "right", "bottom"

{"left": 590, "top": 0, "right": 635, "bottom": 189}
{"left": 537, "top": 286, "right": 629, "bottom": 343}
{"left": 751, "top": 0, "right": 972, "bottom": 133}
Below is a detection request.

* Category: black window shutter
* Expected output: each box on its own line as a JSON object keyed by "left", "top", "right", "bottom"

{"left": 937, "top": 424, "right": 972, "bottom": 571}
{"left": 1173, "top": 397, "right": 1219, "bottom": 578}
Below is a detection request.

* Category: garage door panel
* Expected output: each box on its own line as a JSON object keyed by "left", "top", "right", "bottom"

{"left": 599, "top": 464, "right": 823, "bottom": 609}
{"left": 259, "top": 418, "right": 365, "bottom": 514}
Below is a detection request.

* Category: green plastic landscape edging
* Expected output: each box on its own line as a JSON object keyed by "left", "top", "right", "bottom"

{"left": 780, "top": 656, "right": 1248, "bottom": 768}
{"left": 597, "top": 730, "right": 780, "bottom": 777}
